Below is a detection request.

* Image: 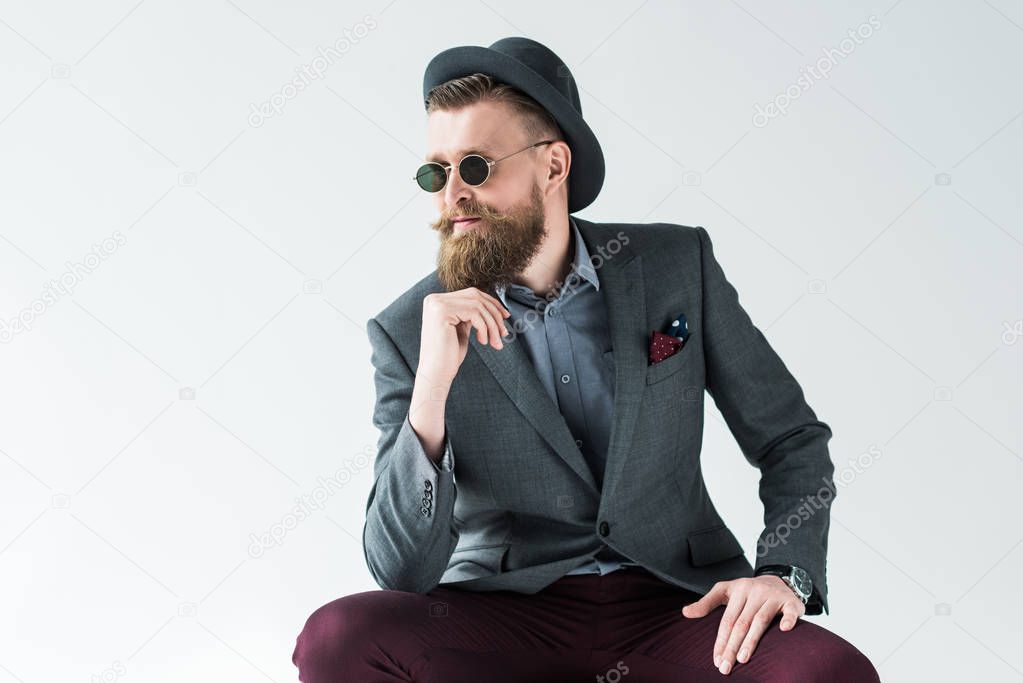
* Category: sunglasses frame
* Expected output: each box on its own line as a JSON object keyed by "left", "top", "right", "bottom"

{"left": 414, "top": 140, "right": 557, "bottom": 193}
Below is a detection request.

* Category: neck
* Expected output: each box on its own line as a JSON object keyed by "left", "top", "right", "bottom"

{"left": 512, "top": 211, "right": 572, "bottom": 300}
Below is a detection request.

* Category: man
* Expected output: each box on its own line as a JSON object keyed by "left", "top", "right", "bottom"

{"left": 293, "top": 37, "right": 880, "bottom": 682}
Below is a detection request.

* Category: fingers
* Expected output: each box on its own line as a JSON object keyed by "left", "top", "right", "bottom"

{"left": 478, "top": 298, "right": 510, "bottom": 345}
{"left": 679, "top": 576, "right": 807, "bottom": 676}
{"left": 779, "top": 598, "right": 805, "bottom": 631}
{"left": 731, "top": 601, "right": 779, "bottom": 669}
{"left": 713, "top": 590, "right": 746, "bottom": 672}
{"left": 475, "top": 290, "right": 510, "bottom": 348}
{"left": 461, "top": 291, "right": 510, "bottom": 350}
{"left": 470, "top": 287, "right": 511, "bottom": 322}
{"left": 718, "top": 597, "right": 761, "bottom": 674}
{"left": 681, "top": 581, "right": 727, "bottom": 618}
{"left": 711, "top": 577, "right": 806, "bottom": 675}
{"left": 481, "top": 289, "right": 511, "bottom": 319}
{"left": 475, "top": 303, "right": 506, "bottom": 349}
{"left": 469, "top": 311, "right": 493, "bottom": 347}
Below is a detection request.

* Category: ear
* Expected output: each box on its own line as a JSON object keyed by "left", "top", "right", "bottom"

{"left": 545, "top": 140, "right": 571, "bottom": 192}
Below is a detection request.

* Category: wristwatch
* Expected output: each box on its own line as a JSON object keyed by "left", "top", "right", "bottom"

{"left": 756, "top": 564, "right": 812, "bottom": 604}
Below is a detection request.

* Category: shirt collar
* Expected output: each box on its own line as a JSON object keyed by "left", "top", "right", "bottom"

{"left": 495, "top": 217, "right": 599, "bottom": 307}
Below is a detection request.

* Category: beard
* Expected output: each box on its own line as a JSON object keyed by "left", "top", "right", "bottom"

{"left": 431, "top": 183, "right": 547, "bottom": 294}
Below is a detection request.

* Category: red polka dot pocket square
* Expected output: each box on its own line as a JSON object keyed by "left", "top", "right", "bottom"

{"left": 648, "top": 313, "right": 690, "bottom": 365}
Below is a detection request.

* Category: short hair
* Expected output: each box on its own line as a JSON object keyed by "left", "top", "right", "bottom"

{"left": 424, "top": 72, "right": 564, "bottom": 143}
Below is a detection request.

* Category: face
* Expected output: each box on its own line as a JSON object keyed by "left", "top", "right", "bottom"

{"left": 426, "top": 100, "right": 550, "bottom": 293}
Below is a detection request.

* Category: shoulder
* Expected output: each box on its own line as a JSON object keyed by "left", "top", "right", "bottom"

{"left": 573, "top": 216, "right": 709, "bottom": 268}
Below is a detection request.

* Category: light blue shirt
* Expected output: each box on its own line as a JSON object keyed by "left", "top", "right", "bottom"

{"left": 494, "top": 217, "right": 640, "bottom": 577}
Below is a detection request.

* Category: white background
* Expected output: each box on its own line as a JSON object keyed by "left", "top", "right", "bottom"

{"left": 1, "top": 1, "right": 1021, "bottom": 681}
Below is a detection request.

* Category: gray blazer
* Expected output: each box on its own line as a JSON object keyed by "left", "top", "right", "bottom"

{"left": 363, "top": 218, "right": 836, "bottom": 614}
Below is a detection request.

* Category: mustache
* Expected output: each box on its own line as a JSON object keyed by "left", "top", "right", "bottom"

{"left": 430, "top": 201, "right": 509, "bottom": 233}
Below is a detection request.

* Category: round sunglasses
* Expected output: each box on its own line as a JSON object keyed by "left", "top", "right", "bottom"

{"left": 414, "top": 140, "right": 556, "bottom": 193}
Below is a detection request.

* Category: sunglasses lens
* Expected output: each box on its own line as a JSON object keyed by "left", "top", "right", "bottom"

{"left": 416, "top": 163, "right": 446, "bottom": 192}
{"left": 459, "top": 155, "right": 490, "bottom": 186}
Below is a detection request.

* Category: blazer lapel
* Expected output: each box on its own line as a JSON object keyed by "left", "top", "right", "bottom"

{"left": 469, "top": 217, "right": 648, "bottom": 499}
{"left": 575, "top": 218, "right": 648, "bottom": 501}
{"left": 470, "top": 316, "right": 600, "bottom": 494}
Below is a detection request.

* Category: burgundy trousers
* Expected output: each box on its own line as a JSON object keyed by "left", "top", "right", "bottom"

{"left": 292, "top": 566, "right": 879, "bottom": 682}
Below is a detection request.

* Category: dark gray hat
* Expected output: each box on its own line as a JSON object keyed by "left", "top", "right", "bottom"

{"left": 423, "top": 37, "right": 605, "bottom": 213}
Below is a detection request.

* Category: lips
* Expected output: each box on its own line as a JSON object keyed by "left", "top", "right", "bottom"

{"left": 452, "top": 217, "right": 480, "bottom": 230}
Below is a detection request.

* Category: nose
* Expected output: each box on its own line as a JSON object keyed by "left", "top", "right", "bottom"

{"left": 442, "top": 163, "right": 473, "bottom": 209}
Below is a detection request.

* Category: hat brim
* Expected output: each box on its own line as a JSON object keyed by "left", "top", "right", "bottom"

{"left": 424, "top": 46, "right": 604, "bottom": 213}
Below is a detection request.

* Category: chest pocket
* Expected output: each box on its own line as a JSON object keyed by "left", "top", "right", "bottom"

{"left": 646, "top": 343, "right": 692, "bottom": 385}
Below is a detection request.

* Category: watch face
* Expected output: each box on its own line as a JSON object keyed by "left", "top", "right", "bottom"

{"left": 790, "top": 567, "right": 812, "bottom": 597}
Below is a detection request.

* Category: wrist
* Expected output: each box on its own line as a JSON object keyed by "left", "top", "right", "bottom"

{"left": 755, "top": 564, "right": 812, "bottom": 604}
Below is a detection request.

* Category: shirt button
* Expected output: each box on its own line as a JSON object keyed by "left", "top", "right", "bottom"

{"left": 560, "top": 374, "right": 570, "bottom": 384}
{"left": 575, "top": 438, "right": 583, "bottom": 448}
{"left": 599, "top": 521, "right": 610, "bottom": 537}
{"left": 548, "top": 307, "right": 558, "bottom": 316}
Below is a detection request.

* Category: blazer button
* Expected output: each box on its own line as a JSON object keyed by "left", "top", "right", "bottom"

{"left": 599, "top": 521, "right": 610, "bottom": 537}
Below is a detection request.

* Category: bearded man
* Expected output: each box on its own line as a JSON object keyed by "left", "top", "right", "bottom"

{"left": 293, "top": 37, "right": 880, "bottom": 683}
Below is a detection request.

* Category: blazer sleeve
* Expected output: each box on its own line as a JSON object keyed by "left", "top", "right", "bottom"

{"left": 362, "top": 316, "right": 459, "bottom": 593}
{"left": 697, "top": 226, "right": 836, "bottom": 615}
